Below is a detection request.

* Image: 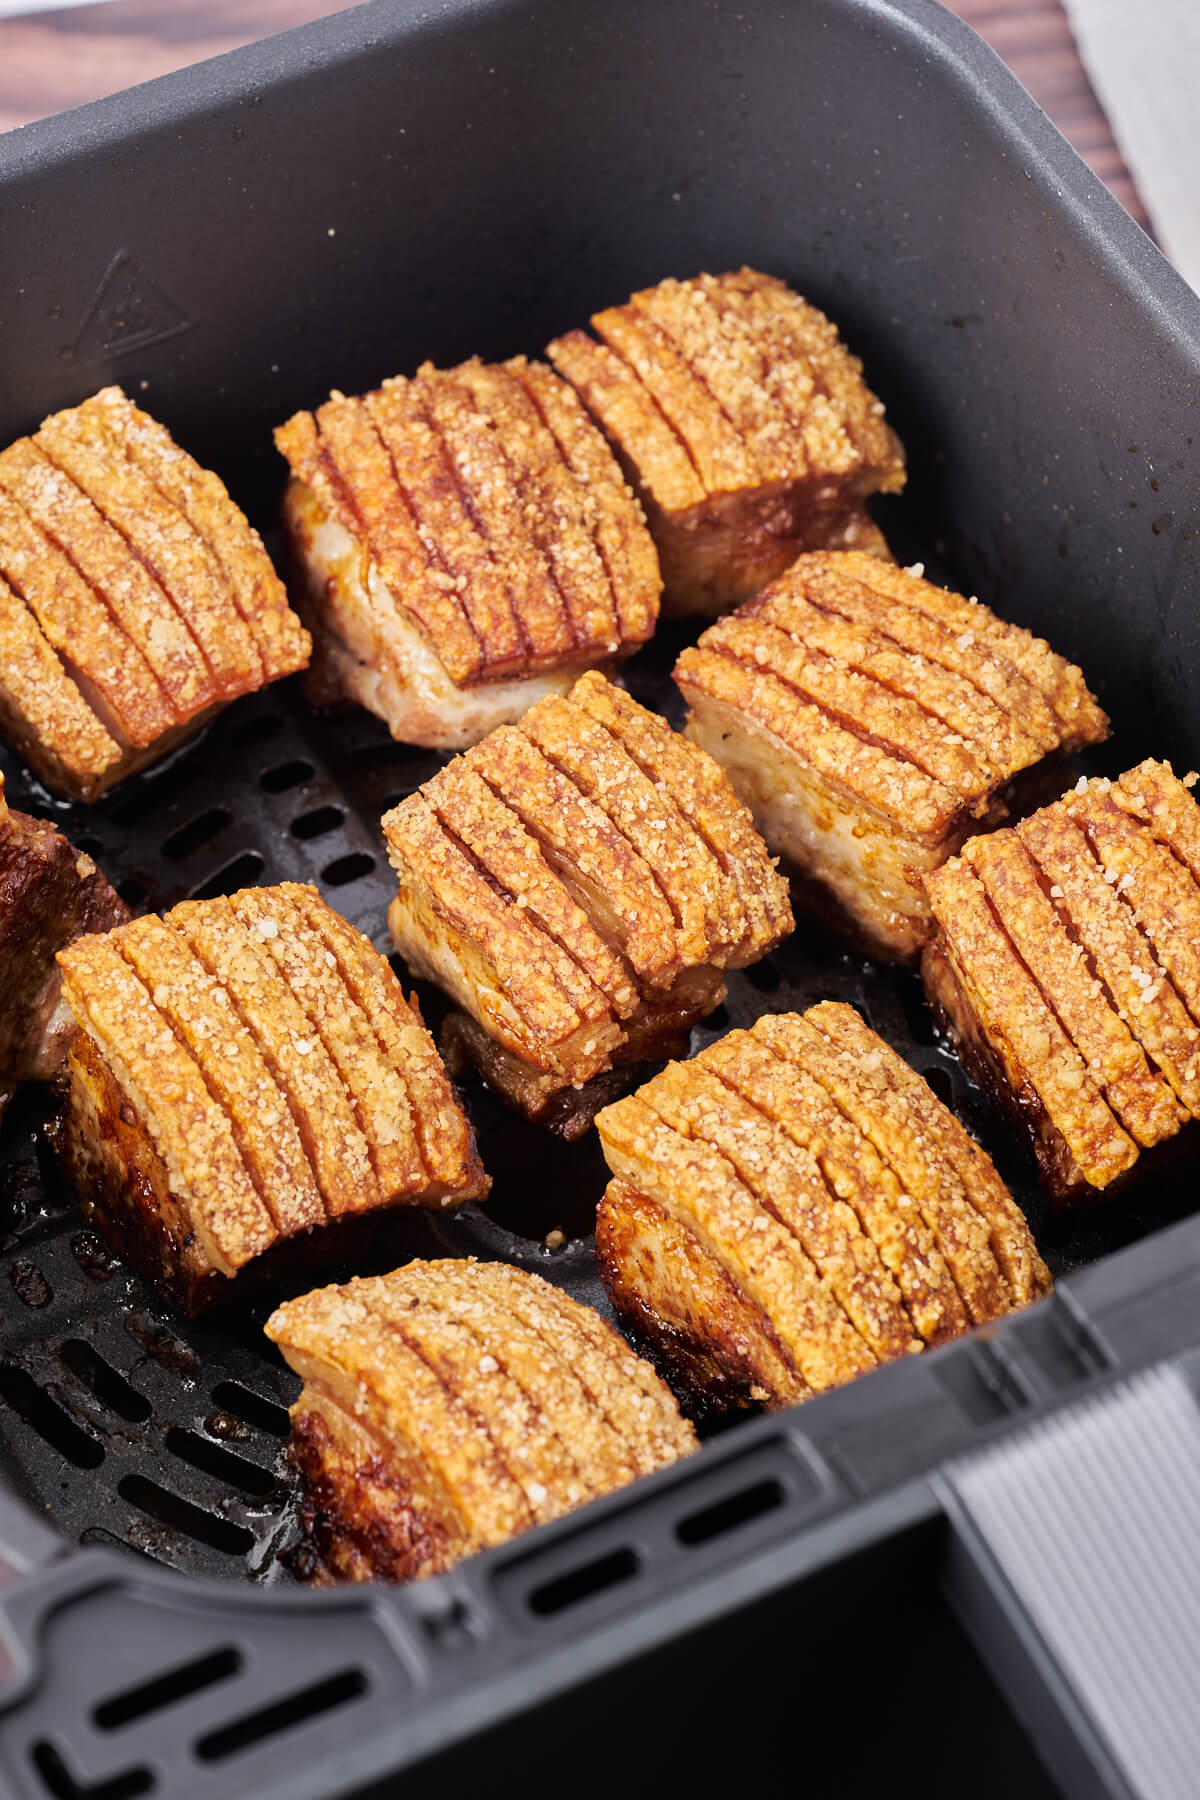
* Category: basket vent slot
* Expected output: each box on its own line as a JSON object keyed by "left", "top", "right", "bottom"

{"left": 260, "top": 757, "right": 314, "bottom": 794}
{"left": 163, "top": 1427, "right": 276, "bottom": 1497}
{"left": 209, "top": 1381, "right": 290, "bottom": 1438}
{"left": 0, "top": 1366, "right": 104, "bottom": 1469}
{"left": 675, "top": 1476, "right": 785, "bottom": 1546}
{"left": 95, "top": 1648, "right": 242, "bottom": 1732}
{"left": 162, "top": 808, "right": 232, "bottom": 862}
{"left": 30, "top": 1741, "right": 153, "bottom": 1800}
{"left": 116, "top": 1475, "right": 254, "bottom": 1555}
{"left": 527, "top": 1546, "right": 640, "bottom": 1617}
{"left": 59, "top": 1342, "right": 151, "bottom": 1424}
{"left": 189, "top": 851, "right": 265, "bottom": 901}
{"left": 320, "top": 851, "right": 374, "bottom": 887}
{"left": 193, "top": 1669, "right": 367, "bottom": 1763}
{"left": 290, "top": 804, "right": 343, "bottom": 842}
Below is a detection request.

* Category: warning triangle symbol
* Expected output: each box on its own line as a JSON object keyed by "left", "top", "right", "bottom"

{"left": 67, "top": 252, "right": 193, "bottom": 371}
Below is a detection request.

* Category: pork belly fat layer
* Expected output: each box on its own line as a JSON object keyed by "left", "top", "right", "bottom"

{"left": 0, "top": 790, "right": 129, "bottom": 1085}
{"left": 676, "top": 551, "right": 1108, "bottom": 960}
{"left": 384, "top": 673, "right": 787, "bottom": 1123}
{"left": 0, "top": 387, "right": 308, "bottom": 798}
{"left": 547, "top": 268, "right": 905, "bottom": 615}
{"left": 595, "top": 1006, "right": 1045, "bottom": 1414}
{"left": 56, "top": 884, "right": 487, "bottom": 1310}
{"left": 267, "top": 1260, "right": 696, "bottom": 1583}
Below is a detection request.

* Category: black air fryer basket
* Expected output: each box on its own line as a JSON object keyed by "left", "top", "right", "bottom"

{"left": 2, "top": 3, "right": 1200, "bottom": 1795}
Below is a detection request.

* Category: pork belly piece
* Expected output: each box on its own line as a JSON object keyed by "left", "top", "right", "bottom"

{"left": 924, "top": 764, "right": 1200, "bottom": 1204}
{"left": 595, "top": 1006, "right": 1046, "bottom": 1415}
{"left": 0, "top": 775, "right": 128, "bottom": 1100}
{"left": 675, "top": 551, "right": 1109, "bottom": 961}
{"left": 266, "top": 1258, "right": 697, "bottom": 1584}
{"left": 384, "top": 673, "right": 792, "bottom": 1136}
{"left": 547, "top": 268, "right": 904, "bottom": 617}
{"left": 274, "top": 357, "right": 661, "bottom": 751}
{"left": 56, "top": 883, "right": 487, "bottom": 1313}
{"left": 0, "top": 389, "right": 308, "bottom": 800}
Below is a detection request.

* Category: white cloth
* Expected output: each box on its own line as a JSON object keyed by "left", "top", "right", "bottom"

{"left": 1063, "top": 0, "right": 1200, "bottom": 288}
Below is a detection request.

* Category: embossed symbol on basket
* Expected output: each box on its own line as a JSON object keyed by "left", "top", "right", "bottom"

{"left": 63, "top": 251, "right": 193, "bottom": 370}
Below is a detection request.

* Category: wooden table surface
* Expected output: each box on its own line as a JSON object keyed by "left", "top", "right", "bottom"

{"left": 0, "top": 0, "right": 1147, "bottom": 226}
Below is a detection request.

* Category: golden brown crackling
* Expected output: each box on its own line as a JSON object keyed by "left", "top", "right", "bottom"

{"left": 674, "top": 640, "right": 959, "bottom": 838}
{"left": 465, "top": 724, "right": 680, "bottom": 989}
{"left": 590, "top": 302, "right": 760, "bottom": 497}
{"left": 114, "top": 915, "right": 325, "bottom": 1237}
{"left": 0, "top": 572, "right": 121, "bottom": 788}
{"left": 702, "top": 612, "right": 993, "bottom": 802}
{"left": 1071, "top": 784, "right": 1200, "bottom": 1030}
{"left": 696, "top": 277, "right": 832, "bottom": 480}
{"left": 597, "top": 1177, "right": 810, "bottom": 1410}
{"left": 519, "top": 690, "right": 738, "bottom": 968}
{"left": 57, "top": 933, "right": 274, "bottom": 1276}
{"left": 595, "top": 1093, "right": 876, "bottom": 1391}
{"left": 360, "top": 1264, "right": 588, "bottom": 1521}
{"left": 699, "top": 1027, "right": 966, "bottom": 1343}
{"left": 1017, "top": 803, "right": 1200, "bottom": 1118}
{"left": 749, "top": 572, "right": 1043, "bottom": 781}
{"left": 501, "top": 1257, "right": 701, "bottom": 1464}
{"left": 172, "top": 899, "right": 377, "bottom": 1220}
{"left": 423, "top": 754, "right": 637, "bottom": 1019}
{"left": 0, "top": 438, "right": 217, "bottom": 724}
{"left": 721, "top": 270, "right": 903, "bottom": 480}
{"left": 798, "top": 557, "right": 1063, "bottom": 755}
{"left": 1112, "top": 760, "right": 1200, "bottom": 883}
{"left": 637, "top": 1057, "right": 917, "bottom": 1361}
{"left": 835, "top": 554, "right": 1108, "bottom": 748}
{"left": 756, "top": 1010, "right": 1012, "bottom": 1325}
{"left": 78, "top": 388, "right": 309, "bottom": 680}
{"left": 384, "top": 790, "right": 614, "bottom": 1073}
{"left": 428, "top": 1262, "right": 640, "bottom": 1495}
{"left": 965, "top": 830, "right": 1185, "bottom": 1149}
{"left": 545, "top": 328, "right": 706, "bottom": 516}
{"left": 413, "top": 364, "right": 573, "bottom": 664}
{"left": 508, "top": 356, "right": 662, "bottom": 645}
{"left": 293, "top": 894, "right": 486, "bottom": 1198}
{"left": 924, "top": 855, "right": 1138, "bottom": 1189}
{"left": 629, "top": 277, "right": 805, "bottom": 485}
{"left": 468, "top": 1261, "right": 696, "bottom": 1474}
{"left": 266, "top": 1278, "right": 531, "bottom": 1549}
{"left": 452, "top": 360, "right": 619, "bottom": 652}
{"left": 569, "top": 670, "right": 793, "bottom": 963}
{"left": 804, "top": 1001, "right": 1052, "bottom": 1306}
{"left": 366, "top": 377, "right": 526, "bottom": 676}
{"left": 230, "top": 884, "right": 426, "bottom": 1206}
{"left": 275, "top": 401, "right": 484, "bottom": 687}
{"left": 35, "top": 405, "right": 263, "bottom": 693}
{"left": 0, "top": 476, "right": 174, "bottom": 748}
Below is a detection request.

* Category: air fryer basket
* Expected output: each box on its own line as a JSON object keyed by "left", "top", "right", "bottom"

{"left": 2, "top": 1, "right": 1200, "bottom": 1795}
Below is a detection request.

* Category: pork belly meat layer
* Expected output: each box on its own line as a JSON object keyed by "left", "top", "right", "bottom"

{"left": 274, "top": 357, "right": 661, "bottom": 750}
{"left": 923, "top": 762, "right": 1200, "bottom": 1204}
{"left": 595, "top": 1004, "right": 1047, "bottom": 1415}
{"left": 547, "top": 268, "right": 904, "bottom": 617}
{"left": 266, "top": 1258, "right": 697, "bottom": 1584}
{"left": 0, "top": 388, "right": 308, "bottom": 800}
{"left": 675, "top": 551, "right": 1109, "bottom": 960}
{"left": 384, "top": 672, "right": 792, "bottom": 1132}
{"left": 57, "top": 883, "right": 487, "bottom": 1313}
{"left": 0, "top": 776, "right": 129, "bottom": 1090}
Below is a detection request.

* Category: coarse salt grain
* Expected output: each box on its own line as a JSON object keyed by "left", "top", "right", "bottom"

{"left": 1049, "top": 884, "right": 1063, "bottom": 898}
{"left": 478, "top": 1354, "right": 499, "bottom": 1374}
{"left": 527, "top": 1481, "right": 548, "bottom": 1506}
{"left": 256, "top": 917, "right": 279, "bottom": 939}
{"left": 295, "top": 1038, "right": 314, "bottom": 1056}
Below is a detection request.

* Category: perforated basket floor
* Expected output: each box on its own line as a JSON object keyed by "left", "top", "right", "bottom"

{"left": 1, "top": 615, "right": 1197, "bottom": 1592}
